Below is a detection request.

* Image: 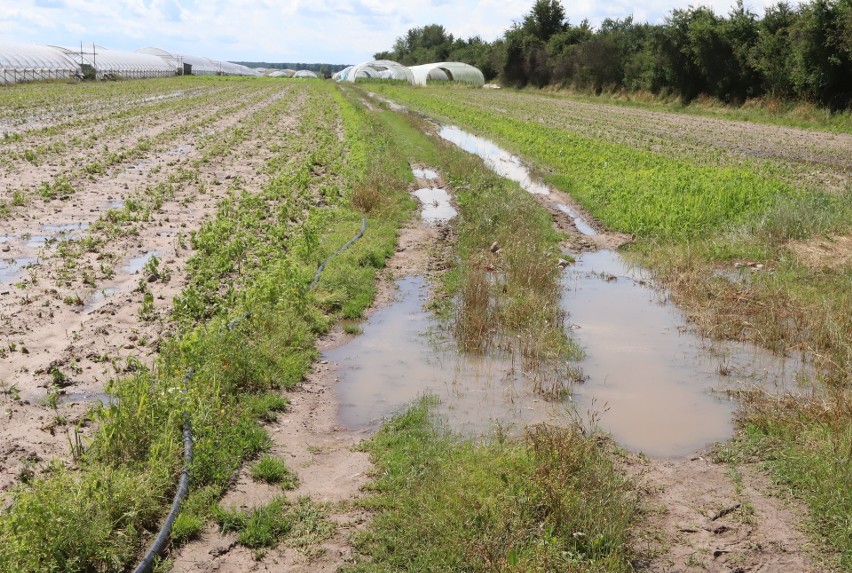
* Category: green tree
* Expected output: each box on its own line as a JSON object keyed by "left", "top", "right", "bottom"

{"left": 789, "top": 0, "right": 852, "bottom": 108}
{"left": 753, "top": 2, "right": 798, "bottom": 98}
{"left": 522, "top": 0, "right": 568, "bottom": 42}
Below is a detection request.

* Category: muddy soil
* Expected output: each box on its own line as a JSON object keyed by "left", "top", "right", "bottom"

{"left": 630, "top": 454, "right": 820, "bottom": 572}
{"left": 0, "top": 85, "right": 300, "bottom": 493}
{"left": 169, "top": 169, "right": 445, "bottom": 572}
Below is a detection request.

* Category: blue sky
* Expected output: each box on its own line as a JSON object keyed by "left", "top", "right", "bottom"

{"left": 1, "top": 0, "right": 790, "bottom": 65}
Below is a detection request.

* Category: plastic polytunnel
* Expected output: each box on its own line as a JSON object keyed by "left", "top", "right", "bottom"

{"left": 269, "top": 69, "right": 296, "bottom": 78}
{"left": 293, "top": 70, "right": 318, "bottom": 79}
{"left": 138, "top": 48, "right": 214, "bottom": 75}
{"left": 336, "top": 60, "right": 414, "bottom": 84}
{"left": 217, "top": 60, "right": 259, "bottom": 77}
{"left": 331, "top": 66, "right": 352, "bottom": 81}
{"left": 49, "top": 46, "right": 175, "bottom": 80}
{"left": 0, "top": 41, "right": 80, "bottom": 84}
{"left": 137, "top": 48, "right": 247, "bottom": 76}
{"left": 408, "top": 62, "right": 485, "bottom": 86}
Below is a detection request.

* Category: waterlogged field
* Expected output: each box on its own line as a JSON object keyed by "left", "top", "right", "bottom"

{"left": 369, "top": 83, "right": 851, "bottom": 378}
{"left": 0, "top": 76, "right": 849, "bottom": 572}
{"left": 366, "top": 82, "right": 852, "bottom": 570}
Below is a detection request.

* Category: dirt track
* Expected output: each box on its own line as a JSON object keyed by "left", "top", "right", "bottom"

{"left": 170, "top": 168, "right": 445, "bottom": 572}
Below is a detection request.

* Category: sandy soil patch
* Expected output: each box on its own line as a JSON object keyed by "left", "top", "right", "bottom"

{"left": 631, "top": 454, "right": 820, "bottom": 572}
{"left": 787, "top": 234, "right": 852, "bottom": 270}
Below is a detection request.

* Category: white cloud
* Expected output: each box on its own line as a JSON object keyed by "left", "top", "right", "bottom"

{"left": 1, "top": 0, "right": 802, "bottom": 64}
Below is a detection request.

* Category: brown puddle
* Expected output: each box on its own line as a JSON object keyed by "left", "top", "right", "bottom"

{"left": 561, "top": 250, "right": 808, "bottom": 457}
{"left": 326, "top": 276, "right": 566, "bottom": 434}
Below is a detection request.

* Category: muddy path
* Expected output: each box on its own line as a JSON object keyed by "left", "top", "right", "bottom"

{"left": 630, "top": 455, "right": 820, "bottom": 572}
{"left": 0, "top": 84, "right": 304, "bottom": 492}
{"left": 169, "top": 170, "right": 446, "bottom": 572}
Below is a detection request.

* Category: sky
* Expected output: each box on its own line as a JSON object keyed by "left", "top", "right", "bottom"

{"left": 0, "top": 0, "right": 793, "bottom": 65}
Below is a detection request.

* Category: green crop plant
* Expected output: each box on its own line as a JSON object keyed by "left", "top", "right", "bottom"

{"left": 0, "top": 79, "right": 414, "bottom": 572}
{"left": 37, "top": 176, "right": 76, "bottom": 200}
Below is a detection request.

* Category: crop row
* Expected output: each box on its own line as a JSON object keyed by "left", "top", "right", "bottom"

{"left": 371, "top": 85, "right": 802, "bottom": 241}
{"left": 0, "top": 80, "right": 409, "bottom": 572}
{"left": 1, "top": 83, "right": 280, "bottom": 213}
{"left": 47, "top": 85, "right": 301, "bottom": 295}
{"left": 444, "top": 88, "right": 851, "bottom": 193}
{"left": 0, "top": 82, "right": 256, "bottom": 170}
{"left": 0, "top": 77, "right": 226, "bottom": 126}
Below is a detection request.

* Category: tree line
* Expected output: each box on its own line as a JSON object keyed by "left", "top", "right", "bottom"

{"left": 375, "top": 0, "right": 852, "bottom": 109}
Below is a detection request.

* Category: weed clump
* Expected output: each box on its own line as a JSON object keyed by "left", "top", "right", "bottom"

{"left": 214, "top": 497, "right": 333, "bottom": 550}
{"left": 250, "top": 456, "right": 298, "bottom": 489}
{"left": 350, "top": 400, "right": 637, "bottom": 572}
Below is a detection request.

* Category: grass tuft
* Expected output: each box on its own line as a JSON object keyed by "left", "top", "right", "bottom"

{"left": 250, "top": 455, "right": 298, "bottom": 489}
{"left": 214, "top": 496, "right": 333, "bottom": 550}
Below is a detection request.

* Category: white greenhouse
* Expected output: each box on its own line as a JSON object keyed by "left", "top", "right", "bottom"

{"left": 336, "top": 60, "right": 414, "bottom": 84}
{"left": 2, "top": 41, "right": 259, "bottom": 85}
{"left": 1, "top": 41, "right": 80, "bottom": 84}
{"left": 409, "top": 62, "right": 485, "bottom": 86}
{"left": 331, "top": 66, "right": 353, "bottom": 81}
{"left": 137, "top": 48, "right": 258, "bottom": 77}
{"left": 293, "top": 70, "right": 318, "bottom": 79}
{"left": 217, "top": 60, "right": 259, "bottom": 77}
{"left": 269, "top": 69, "right": 296, "bottom": 78}
{"left": 51, "top": 46, "right": 175, "bottom": 80}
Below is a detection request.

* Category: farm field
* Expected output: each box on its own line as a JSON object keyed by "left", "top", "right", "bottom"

{"left": 0, "top": 77, "right": 850, "bottom": 573}
{"left": 366, "top": 82, "right": 852, "bottom": 571}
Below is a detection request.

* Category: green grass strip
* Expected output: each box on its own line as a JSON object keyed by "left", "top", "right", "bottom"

{"left": 369, "top": 84, "right": 800, "bottom": 242}
{"left": 348, "top": 400, "right": 637, "bottom": 573}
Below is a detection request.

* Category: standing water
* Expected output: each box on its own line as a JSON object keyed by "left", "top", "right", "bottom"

{"left": 327, "top": 276, "right": 566, "bottom": 433}
{"left": 438, "top": 123, "right": 808, "bottom": 456}
{"left": 561, "top": 250, "right": 805, "bottom": 456}
{"left": 328, "top": 116, "right": 809, "bottom": 457}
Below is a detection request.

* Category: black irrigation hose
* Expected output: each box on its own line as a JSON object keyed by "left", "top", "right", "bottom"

{"left": 309, "top": 216, "right": 368, "bottom": 291}
{"left": 133, "top": 368, "right": 194, "bottom": 573}
{"left": 132, "top": 217, "right": 367, "bottom": 572}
